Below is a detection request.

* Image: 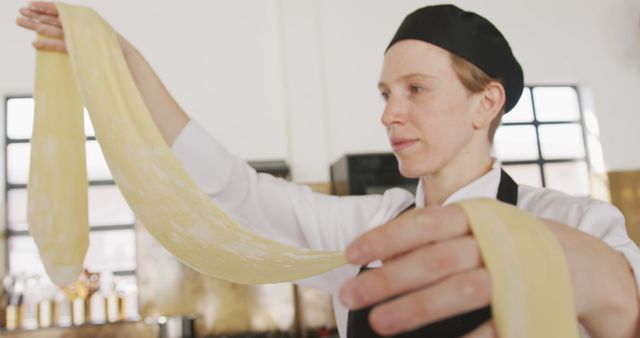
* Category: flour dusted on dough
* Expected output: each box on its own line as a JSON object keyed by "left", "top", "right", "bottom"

{"left": 29, "top": 3, "right": 346, "bottom": 286}
{"left": 457, "top": 198, "right": 579, "bottom": 338}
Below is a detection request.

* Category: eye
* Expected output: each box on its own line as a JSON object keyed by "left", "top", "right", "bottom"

{"left": 410, "top": 84, "right": 424, "bottom": 94}
{"left": 380, "top": 91, "right": 390, "bottom": 101}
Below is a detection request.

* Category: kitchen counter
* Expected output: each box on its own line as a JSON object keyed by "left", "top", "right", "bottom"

{"left": 0, "top": 320, "right": 155, "bottom": 338}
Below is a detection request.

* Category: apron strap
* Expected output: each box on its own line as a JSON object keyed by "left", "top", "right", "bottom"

{"left": 497, "top": 168, "right": 518, "bottom": 206}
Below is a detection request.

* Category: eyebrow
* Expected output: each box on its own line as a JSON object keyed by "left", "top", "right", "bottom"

{"left": 378, "top": 72, "right": 436, "bottom": 90}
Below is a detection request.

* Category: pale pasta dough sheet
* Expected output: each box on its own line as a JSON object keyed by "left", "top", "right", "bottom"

{"left": 29, "top": 3, "right": 346, "bottom": 286}
{"left": 29, "top": 43, "right": 88, "bottom": 287}
{"left": 457, "top": 198, "right": 579, "bottom": 338}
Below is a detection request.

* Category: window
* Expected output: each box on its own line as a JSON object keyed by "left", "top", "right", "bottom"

{"left": 4, "top": 96, "right": 136, "bottom": 282}
{"left": 495, "top": 85, "right": 605, "bottom": 197}
{"left": 3, "top": 87, "right": 606, "bottom": 282}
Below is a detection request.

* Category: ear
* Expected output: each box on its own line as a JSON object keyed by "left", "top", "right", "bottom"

{"left": 472, "top": 81, "right": 506, "bottom": 129}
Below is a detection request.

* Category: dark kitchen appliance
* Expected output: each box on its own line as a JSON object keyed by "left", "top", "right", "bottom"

{"left": 330, "top": 153, "right": 417, "bottom": 196}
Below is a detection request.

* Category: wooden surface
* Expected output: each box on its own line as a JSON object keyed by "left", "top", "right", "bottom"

{"left": 0, "top": 321, "right": 155, "bottom": 338}
{"left": 305, "top": 182, "right": 331, "bottom": 195}
{"left": 609, "top": 170, "right": 640, "bottom": 245}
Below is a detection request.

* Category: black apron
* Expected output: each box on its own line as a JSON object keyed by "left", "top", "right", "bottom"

{"left": 347, "top": 169, "right": 518, "bottom": 338}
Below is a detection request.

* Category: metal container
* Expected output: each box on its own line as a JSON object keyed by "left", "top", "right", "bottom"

{"left": 155, "top": 315, "right": 198, "bottom": 338}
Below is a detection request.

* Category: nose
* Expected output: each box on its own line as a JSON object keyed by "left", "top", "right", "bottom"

{"left": 380, "top": 95, "right": 407, "bottom": 128}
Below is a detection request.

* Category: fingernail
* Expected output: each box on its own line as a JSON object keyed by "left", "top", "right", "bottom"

{"left": 347, "top": 243, "right": 370, "bottom": 263}
{"left": 340, "top": 281, "right": 363, "bottom": 309}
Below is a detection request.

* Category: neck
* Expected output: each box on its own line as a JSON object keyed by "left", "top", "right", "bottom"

{"left": 421, "top": 141, "right": 493, "bottom": 207}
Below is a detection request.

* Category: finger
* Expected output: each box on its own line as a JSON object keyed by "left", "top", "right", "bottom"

{"left": 340, "top": 235, "right": 481, "bottom": 309}
{"left": 28, "top": 1, "right": 59, "bottom": 16}
{"left": 367, "top": 269, "right": 491, "bottom": 336}
{"left": 346, "top": 204, "right": 469, "bottom": 265}
{"left": 35, "top": 22, "right": 64, "bottom": 38}
{"left": 461, "top": 320, "right": 497, "bottom": 338}
{"left": 32, "top": 39, "right": 67, "bottom": 53}
{"left": 16, "top": 16, "right": 37, "bottom": 31}
{"left": 20, "top": 7, "right": 62, "bottom": 27}
{"left": 17, "top": 17, "right": 64, "bottom": 38}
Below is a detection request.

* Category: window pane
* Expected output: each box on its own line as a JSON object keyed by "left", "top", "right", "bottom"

{"left": 85, "top": 230, "right": 136, "bottom": 272}
{"left": 544, "top": 161, "right": 590, "bottom": 196}
{"left": 7, "top": 98, "right": 34, "bottom": 139}
{"left": 6, "top": 97, "right": 95, "bottom": 139}
{"left": 8, "top": 236, "right": 45, "bottom": 276}
{"left": 89, "top": 185, "right": 134, "bottom": 226}
{"left": 114, "top": 275, "right": 138, "bottom": 288}
{"left": 7, "top": 143, "right": 30, "bottom": 184}
{"left": 83, "top": 109, "right": 95, "bottom": 137}
{"left": 8, "top": 189, "right": 28, "bottom": 231}
{"left": 538, "top": 124, "right": 585, "bottom": 159}
{"left": 503, "top": 164, "right": 542, "bottom": 187}
{"left": 502, "top": 88, "right": 533, "bottom": 123}
{"left": 86, "top": 141, "right": 112, "bottom": 180}
{"left": 533, "top": 87, "right": 580, "bottom": 122}
{"left": 583, "top": 108, "right": 600, "bottom": 136}
{"left": 494, "top": 125, "right": 539, "bottom": 161}
{"left": 9, "top": 141, "right": 113, "bottom": 184}
{"left": 7, "top": 185, "right": 134, "bottom": 231}
{"left": 8, "top": 231, "right": 136, "bottom": 277}
{"left": 587, "top": 134, "right": 606, "bottom": 174}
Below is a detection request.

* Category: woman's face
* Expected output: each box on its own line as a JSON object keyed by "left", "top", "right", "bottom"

{"left": 378, "top": 40, "right": 483, "bottom": 179}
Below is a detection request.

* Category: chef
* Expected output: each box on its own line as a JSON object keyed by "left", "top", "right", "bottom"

{"left": 17, "top": 3, "right": 640, "bottom": 337}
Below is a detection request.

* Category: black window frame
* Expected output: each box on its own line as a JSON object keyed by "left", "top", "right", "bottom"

{"left": 500, "top": 84, "right": 592, "bottom": 192}
{"left": 3, "top": 94, "right": 136, "bottom": 278}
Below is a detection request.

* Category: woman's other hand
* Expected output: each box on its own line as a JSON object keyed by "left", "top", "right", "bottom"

{"left": 340, "top": 204, "right": 640, "bottom": 338}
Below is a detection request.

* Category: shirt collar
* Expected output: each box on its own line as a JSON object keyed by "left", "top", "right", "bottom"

{"left": 414, "top": 160, "right": 502, "bottom": 208}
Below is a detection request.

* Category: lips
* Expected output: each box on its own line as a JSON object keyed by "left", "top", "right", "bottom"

{"left": 390, "top": 137, "right": 419, "bottom": 152}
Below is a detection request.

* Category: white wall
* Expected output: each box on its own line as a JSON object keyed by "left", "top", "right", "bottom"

{"left": 312, "top": 0, "right": 640, "bottom": 175}
{"left": 2, "top": 0, "right": 288, "bottom": 160}
{"left": 2, "top": 0, "right": 639, "bottom": 185}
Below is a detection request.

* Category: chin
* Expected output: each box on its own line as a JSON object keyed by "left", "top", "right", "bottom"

{"left": 396, "top": 158, "right": 427, "bottom": 179}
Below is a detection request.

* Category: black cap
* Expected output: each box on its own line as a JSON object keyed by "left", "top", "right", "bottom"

{"left": 387, "top": 4, "right": 524, "bottom": 113}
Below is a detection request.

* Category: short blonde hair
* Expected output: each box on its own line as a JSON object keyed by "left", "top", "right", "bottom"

{"left": 450, "top": 53, "right": 505, "bottom": 142}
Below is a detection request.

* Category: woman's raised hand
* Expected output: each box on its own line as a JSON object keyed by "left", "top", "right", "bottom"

{"left": 16, "top": 2, "right": 67, "bottom": 53}
{"left": 15, "top": 1, "right": 198, "bottom": 145}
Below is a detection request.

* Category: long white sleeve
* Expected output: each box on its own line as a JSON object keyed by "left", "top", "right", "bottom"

{"left": 171, "top": 120, "right": 414, "bottom": 291}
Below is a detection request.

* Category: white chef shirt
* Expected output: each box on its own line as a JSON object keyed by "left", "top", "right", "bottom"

{"left": 172, "top": 120, "right": 640, "bottom": 338}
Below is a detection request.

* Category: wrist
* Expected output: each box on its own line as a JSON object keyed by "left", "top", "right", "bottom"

{"left": 579, "top": 253, "right": 639, "bottom": 338}
{"left": 117, "top": 34, "right": 135, "bottom": 59}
